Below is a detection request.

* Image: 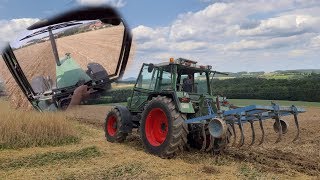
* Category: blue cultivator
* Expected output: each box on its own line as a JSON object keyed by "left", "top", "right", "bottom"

{"left": 185, "top": 99, "right": 305, "bottom": 147}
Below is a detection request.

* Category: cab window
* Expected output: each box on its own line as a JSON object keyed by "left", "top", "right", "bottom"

{"left": 178, "top": 72, "right": 209, "bottom": 94}
{"left": 135, "top": 64, "right": 158, "bottom": 90}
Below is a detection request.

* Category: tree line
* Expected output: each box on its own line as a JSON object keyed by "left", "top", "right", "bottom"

{"left": 211, "top": 74, "right": 320, "bottom": 102}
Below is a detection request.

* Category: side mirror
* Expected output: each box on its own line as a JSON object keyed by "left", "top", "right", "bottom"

{"left": 1, "top": 6, "right": 133, "bottom": 111}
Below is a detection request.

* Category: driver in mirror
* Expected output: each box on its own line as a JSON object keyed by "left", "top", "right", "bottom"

{"left": 67, "top": 85, "right": 94, "bottom": 109}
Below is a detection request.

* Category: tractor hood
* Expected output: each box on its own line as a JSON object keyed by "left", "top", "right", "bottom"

{"left": 1, "top": 6, "right": 132, "bottom": 110}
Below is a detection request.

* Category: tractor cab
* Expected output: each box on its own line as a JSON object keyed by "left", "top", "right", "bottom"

{"left": 128, "top": 58, "right": 227, "bottom": 115}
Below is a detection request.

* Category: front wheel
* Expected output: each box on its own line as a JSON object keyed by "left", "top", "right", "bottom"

{"left": 140, "top": 95, "right": 188, "bottom": 158}
{"left": 104, "top": 108, "right": 128, "bottom": 143}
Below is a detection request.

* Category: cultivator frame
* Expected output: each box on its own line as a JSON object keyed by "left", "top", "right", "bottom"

{"left": 185, "top": 99, "right": 305, "bottom": 148}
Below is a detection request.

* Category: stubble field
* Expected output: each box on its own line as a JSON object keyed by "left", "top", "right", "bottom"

{"left": 1, "top": 102, "right": 317, "bottom": 179}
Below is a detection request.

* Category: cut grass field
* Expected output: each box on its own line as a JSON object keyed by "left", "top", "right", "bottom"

{"left": 0, "top": 99, "right": 319, "bottom": 179}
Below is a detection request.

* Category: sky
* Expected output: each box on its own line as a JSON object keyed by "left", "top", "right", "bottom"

{"left": 0, "top": 0, "right": 320, "bottom": 78}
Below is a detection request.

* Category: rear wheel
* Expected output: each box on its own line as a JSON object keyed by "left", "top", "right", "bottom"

{"left": 104, "top": 108, "right": 128, "bottom": 142}
{"left": 140, "top": 95, "right": 188, "bottom": 158}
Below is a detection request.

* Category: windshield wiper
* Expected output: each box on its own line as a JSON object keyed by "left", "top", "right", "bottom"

{"left": 20, "top": 22, "right": 83, "bottom": 41}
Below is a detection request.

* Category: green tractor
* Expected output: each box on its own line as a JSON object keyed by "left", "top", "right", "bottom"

{"left": 105, "top": 58, "right": 231, "bottom": 158}
{"left": 105, "top": 58, "right": 305, "bottom": 158}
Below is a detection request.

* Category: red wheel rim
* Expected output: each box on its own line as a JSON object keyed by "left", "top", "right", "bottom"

{"left": 145, "top": 108, "right": 168, "bottom": 146}
{"left": 107, "top": 115, "right": 117, "bottom": 136}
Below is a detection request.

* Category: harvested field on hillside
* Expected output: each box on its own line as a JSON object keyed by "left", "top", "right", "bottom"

{"left": 0, "top": 26, "right": 134, "bottom": 109}
{"left": 0, "top": 101, "right": 319, "bottom": 179}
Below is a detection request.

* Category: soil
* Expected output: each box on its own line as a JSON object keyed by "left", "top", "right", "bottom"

{"left": 68, "top": 105, "right": 320, "bottom": 177}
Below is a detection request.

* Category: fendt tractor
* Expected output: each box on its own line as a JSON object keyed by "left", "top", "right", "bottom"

{"left": 105, "top": 58, "right": 305, "bottom": 158}
{"left": 1, "top": 6, "right": 305, "bottom": 159}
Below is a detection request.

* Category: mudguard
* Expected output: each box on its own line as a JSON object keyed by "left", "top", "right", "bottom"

{"left": 114, "top": 105, "right": 133, "bottom": 133}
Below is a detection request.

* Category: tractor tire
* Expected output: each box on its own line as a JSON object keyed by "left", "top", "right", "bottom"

{"left": 140, "top": 95, "right": 188, "bottom": 158}
{"left": 104, "top": 108, "right": 128, "bottom": 143}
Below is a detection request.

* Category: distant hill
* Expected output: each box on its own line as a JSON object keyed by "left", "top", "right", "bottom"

{"left": 121, "top": 77, "right": 136, "bottom": 82}
{"left": 216, "top": 69, "right": 320, "bottom": 79}
{"left": 120, "top": 69, "right": 320, "bottom": 81}
{"left": 274, "top": 69, "right": 320, "bottom": 74}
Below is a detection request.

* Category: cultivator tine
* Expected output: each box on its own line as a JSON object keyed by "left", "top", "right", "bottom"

{"left": 200, "top": 124, "right": 207, "bottom": 151}
{"left": 206, "top": 135, "right": 214, "bottom": 152}
{"left": 292, "top": 106, "right": 300, "bottom": 142}
{"left": 275, "top": 117, "right": 283, "bottom": 143}
{"left": 237, "top": 117, "right": 245, "bottom": 147}
{"left": 249, "top": 120, "right": 255, "bottom": 146}
{"left": 258, "top": 116, "right": 265, "bottom": 145}
{"left": 293, "top": 114, "right": 300, "bottom": 142}
{"left": 272, "top": 103, "right": 283, "bottom": 143}
{"left": 230, "top": 120, "right": 237, "bottom": 146}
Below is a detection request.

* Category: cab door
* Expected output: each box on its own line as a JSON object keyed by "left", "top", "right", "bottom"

{"left": 128, "top": 64, "right": 158, "bottom": 112}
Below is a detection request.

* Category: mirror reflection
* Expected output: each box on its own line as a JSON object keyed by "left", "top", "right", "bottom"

{"left": 8, "top": 18, "right": 126, "bottom": 111}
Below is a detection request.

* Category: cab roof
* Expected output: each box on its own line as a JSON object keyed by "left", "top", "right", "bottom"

{"left": 153, "top": 58, "right": 228, "bottom": 75}
{"left": 155, "top": 58, "right": 211, "bottom": 72}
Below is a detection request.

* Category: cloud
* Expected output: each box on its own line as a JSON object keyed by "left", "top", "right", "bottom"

{"left": 236, "top": 15, "right": 320, "bottom": 37}
{"left": 224, "top": 34, "right": 311, "bottom": 51}
{"left": 289, "top": 49, "right": 308, "bottom": 57}
{"left": 127, "top": 0, "right": 320, "bottom": 77}
{"left": 309, "top": 35, "right": 320, "bottom": 49}
{"left": 132, "top": 25, "right": 168, "bottom": 43}
{"left": 0, "top": 18, "right": 39, "bottom": 50}
{"left": 76, "top": 0, "right": 126, "bottom": 7}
